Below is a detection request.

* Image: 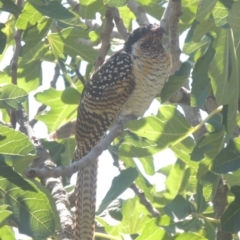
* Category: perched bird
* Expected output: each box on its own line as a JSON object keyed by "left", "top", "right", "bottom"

{"left": 73, "top": 24, "right": 172, "bottom": 240}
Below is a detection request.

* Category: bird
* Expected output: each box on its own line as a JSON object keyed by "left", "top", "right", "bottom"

{"left": 73, "top": 24, "right": 172, "bottom": 240}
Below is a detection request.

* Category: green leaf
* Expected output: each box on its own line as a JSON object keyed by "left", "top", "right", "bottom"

{"left": 171, "top": 136, "right": 198, "bottom": 170}
{"left": 192, "top": 18, "right": 216, "bottom": 42}
{"left": 174, "top": 217, "right": 204, "bottom": 232}
{"left": 196, "top": 0, "right": 217, "bottom": 22}
{"left": 136, "top": 219, "right": 166, "bottom": 240}
{"left": 48, "top": 27, "right": 97, "bottom": 63}
{"left": 221, "top": 186, "right": 240, "bottom": 233}
{"left": 0, "top": 125, "right": 35, "bottom": 156}
{"left": 118, "top": 134, "right": 161, "bottom": 158}
{"left": 61, "top": 87, "right": 81, "bottom": 104}
{"left": 160, "top": 62, "right": 191, "bottom": 103}
{"left": 120, "top": 196, "right": 151, "bottom": 234}
{"left": 174, "top": 232, "right": 208, "bottom": 240}
{"left": 97, "top": 167, "right": 138, "bottom": 214}
{"left": 164, "top": 195, "right": 194, "bottom": 220}
{"left": 183, "top": 36, "right": 210, "bottom": 55}
{"left": 196, "top": 183, "right": 208, "bottom": 213}
{"left": 0, "top": 225, "right": 15, "bottom": 240}
{"left": 35, "top": 88, "right": 77, "bottom": 133}
{"left": 0, "top": 0, "right": 21, "bottom": 15}
{"left": 0, "top": 205, "right": 12, "bottom": 224}
{"left": 28, "top": 0, "right": 75, "bottom": 20}
{"left": 119, "top": 6, "right": 135, "bottom": 30}
{"left": 212, "top": 1, "right": 229, "bottom": 27}
{"left": 190, "top": 129, "right": 224, "bottom": 161}
{"left": 79, "top": 0, "right": 105, "bottom": 19}
{"left": 104, "top": 0, "right": 127, "bottom": 7}
{"left": 15, "top": 3, "right": 43, "bottom": 30}
{"left": 0, "top": 62, "right": 42, "bottom": 93}
{"left": 211, "top": 138, "right": 240, "bottom": 174}
{"left": 0, "top": 84, "right": 28, "bottom": 110}
{"left": 0, "top": 160, "right": 56, "bottom": 239}
{"left": 21, "top": 17, "right": 52, "bottom": 54}
{"left": 209, "top": 28, "right": 238, "bottom": 105}
{"left": 227, "top": 1, "right": 240, "bottom": 31}
{"left": 191, "top": 37, "right": 215, "bottom": 106}
{"left": 164, "top": 160, "right": 191, "bottom": 200}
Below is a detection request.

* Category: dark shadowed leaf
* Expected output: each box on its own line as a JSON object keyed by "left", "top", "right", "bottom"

{"left": 164, "top": 195, "right": 195, "bottom": 220}
{"left": 0, "top": 0, "right": 21, "bottom": 15}
{"left": 28, "top": 0, "right": 75, "bottom": 20}
{"left": 212, "top": 138, "right": 240, "bottom": 174}
{"left": 221, "top": 186, "right": 240, "bottom": 233}
{"left": 160, "top": 62, "right": 191, "bottom": 103}
{"left": 191, "top": 38, "right": 215, "bottom": 106}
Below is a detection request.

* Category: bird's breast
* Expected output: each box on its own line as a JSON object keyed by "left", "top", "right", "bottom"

{"left": 119, "top": 51, "right": 172, "bottom": 117}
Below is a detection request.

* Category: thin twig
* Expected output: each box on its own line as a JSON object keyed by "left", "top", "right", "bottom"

{"left": 127, "top": 0, "right": 149, "bottom": 26}
{"left": 94, "top": 7, "right": 114, "bottom": 69}
{"left": 161, "top": 0, "right": 182, "bottom": 74}
{"left": 16, "top": 106, "right": 74, "bottom": 239}
{"left": 51, "top": 63, "right": 60, "bottom": 88}
{"left": 109, "top": 7, "right": 129, "bottom": 40}
{"left": 74, "top": 64, "right": 85, "bottom": 85}
{"left": 26, "top": 116, "right": 135, "bottom": 179}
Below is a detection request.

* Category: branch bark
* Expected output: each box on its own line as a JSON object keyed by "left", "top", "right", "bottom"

{"left": 16, "top": 106, "right": 74, "bottom": 240}
{"left": 26, "top": 116, "right": 135, "bottom": 179}
{"left": 94, "top": 8, "right": 114, "bottom": 69}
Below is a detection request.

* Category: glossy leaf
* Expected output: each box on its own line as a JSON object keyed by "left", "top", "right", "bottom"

{"left": 16, "top": 3, "right": 43, "bottom": 30}
{"left": 0, "top": 84, "right": 28, "bottom": 110}
{"left": 0, "top": 205, "right": 12, "bottom": 223}
{"left": 48, "top": 28, "right": 97, "bottom": 63}
{"left": 0, "top": 125, "right": 35, "bottom": 156}
{"left": 196, "top": 0, "right": 217, "bottom": 22}
{"left": 35, "top": 88, "right": 77, "bottom": 133}
{"left": 0, "top": 160, "right": 56, "bottom": 239}
{"left": 136, "top": 219, "right": 166, "bottom": 240}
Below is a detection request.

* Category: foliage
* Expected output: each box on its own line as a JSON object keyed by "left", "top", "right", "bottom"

{"left": 0, "top": 0, "right": 240, "bottom": 239}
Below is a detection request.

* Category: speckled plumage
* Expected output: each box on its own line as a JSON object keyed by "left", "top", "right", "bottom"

{"left": 74, "top": 24, "right": 172, "bottom": 240}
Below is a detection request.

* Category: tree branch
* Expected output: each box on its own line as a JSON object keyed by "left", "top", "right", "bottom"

{"left": 94, "top": 8, "right": 114, "bottom": 69}
{"left": 161, "top": 0, "right": 182, "bottom": 75}
{"left": 26, "top": 116, "right": 135, "bottom": 179}
{"left": 109, "top": 7, "right": 129, "bottom": 40}
{"left": 127, "top": 0, "right": 149, "bottom": 26}
{"left": 16, "top": 106, "right": 74, "bottom": 239}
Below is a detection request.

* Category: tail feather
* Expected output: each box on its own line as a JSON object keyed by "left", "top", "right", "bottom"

{"left": 75, "top": 162, "right": 97, "bottom": 240}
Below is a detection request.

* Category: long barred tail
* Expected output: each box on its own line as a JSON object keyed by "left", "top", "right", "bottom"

{"left": 75, "top": 162, "right": 98, "bottom": 240}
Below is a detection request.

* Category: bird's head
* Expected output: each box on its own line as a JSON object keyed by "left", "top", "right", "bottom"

{"left": 124, "top": 24, "right": 165, "bottom": 55}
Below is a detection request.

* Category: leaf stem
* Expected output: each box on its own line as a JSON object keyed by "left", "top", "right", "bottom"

{"left": 95, "top": 232, "right": 121, "bottom": 240}
{"left": 171, "top": 105, "right": 223, "bottom": 146}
